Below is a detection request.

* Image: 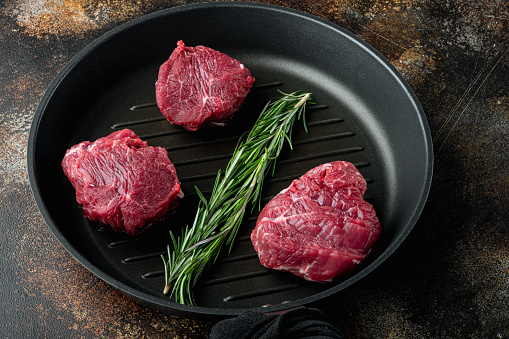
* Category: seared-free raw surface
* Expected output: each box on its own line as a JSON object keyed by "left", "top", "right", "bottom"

{"left": 156, "top": 40, "right": 255, "bottom": 131}
{"left": 61, "top": 129, "right": 181, "bottom": 236}
{"left": 252, "top": 161, "right": 381, "bottom": 282}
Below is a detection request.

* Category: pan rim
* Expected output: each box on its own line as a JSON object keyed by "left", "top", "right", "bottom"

{"left": 27, "top": 1, "right": 433, "bottom": 319}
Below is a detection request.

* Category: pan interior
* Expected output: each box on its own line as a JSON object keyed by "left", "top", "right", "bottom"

{"left": 28, "top": 2, "right": 432, "bottom": 318}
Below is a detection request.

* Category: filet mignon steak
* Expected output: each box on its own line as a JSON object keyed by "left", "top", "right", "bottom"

{"left": 61, "top": 129, "right": 182, "bottom": 236}
{"left": 251, "top": 161, "right": 381, "bottom": 282}
{"left": 155, "top": 40, "right": 255, "bottom": 131}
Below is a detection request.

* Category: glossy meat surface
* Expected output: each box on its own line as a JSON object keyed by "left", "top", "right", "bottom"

{"left": 251, "top": 161, "right": 381, "bottom": 282}
{"left": 61, "top": 129, "right": 181, "bottom": 236}
{"left": 155, "top": 40, "right": 255, "bottom": 131}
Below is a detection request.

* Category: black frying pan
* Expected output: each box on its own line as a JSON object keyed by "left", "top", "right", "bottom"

{"left": 27, "top": 2, "right": 433, "bottom": 320}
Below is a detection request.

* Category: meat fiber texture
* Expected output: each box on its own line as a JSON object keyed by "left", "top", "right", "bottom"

{"left": 251, "top": 161, "right": 381, "bottom": 282}
{"left": 155, "top": 40, "right": 255, "bottom": 131}
{"left": 61, "top": 129, "right": 182, "bottom": 236}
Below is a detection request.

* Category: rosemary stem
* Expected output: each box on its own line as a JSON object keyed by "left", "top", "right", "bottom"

{"left": 295, "top": 93, "right": 311, "bottom": 108}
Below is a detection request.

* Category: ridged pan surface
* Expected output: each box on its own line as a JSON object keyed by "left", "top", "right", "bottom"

{"left": 27, "top": 2, "right": 433, "bottom": 319}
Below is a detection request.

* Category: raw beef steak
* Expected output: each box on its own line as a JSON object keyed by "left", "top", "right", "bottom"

{"left": 251, "top": 161, "right": 381, "bottom": 282}
{"left": 61, "top": 129, "right": 182, "bottom": 236}
{"left": 155, "top": 40, "right": 255, "bottom": 131}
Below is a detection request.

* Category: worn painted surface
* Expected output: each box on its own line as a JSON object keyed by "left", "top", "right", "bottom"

{"left": 0, "top": 0, "right": 507, "bottom": 338}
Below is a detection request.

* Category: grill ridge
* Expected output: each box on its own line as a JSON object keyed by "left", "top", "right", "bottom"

{"left": 122, "top": 252, "right": 166, "bottom": 264}
{"left": 130, "top": 102, "right": 158, "bottom": 110}
{"left": 142, "top": 271, "right": 164, "bottom": 279}
{"left": 108, "top": 239, "right": 138, "bottom": 248}
{"left": 223, "top": 284, "right": 300, "bottom": 302}
{"left": 111, "top": 116, "right": 165, "bottom": 128}
{"left": 201, "top": 270, "right": 271, "bottom": 286}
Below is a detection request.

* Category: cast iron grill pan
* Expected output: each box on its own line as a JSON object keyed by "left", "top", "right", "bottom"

{"left": 27, "top": 2, "right": 433, "bottom": 319}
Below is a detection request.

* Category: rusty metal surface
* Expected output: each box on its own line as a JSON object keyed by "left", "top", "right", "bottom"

{"left": 0, "top": 0, "right": 507, "bottom": 338}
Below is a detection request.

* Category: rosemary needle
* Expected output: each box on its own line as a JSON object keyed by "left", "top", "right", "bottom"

{"left": 161, "top": 91, "right": 312, "bottom": 305}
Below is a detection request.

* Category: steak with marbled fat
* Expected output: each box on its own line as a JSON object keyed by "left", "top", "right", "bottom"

{"left": 61, "top": 129, "right": 182, "bottom": 236}
{"left": 155, "top": 40, "right": 255, "bottom": 131}
{"left": 251, "top": 161, "right": 381, "bottom": 282}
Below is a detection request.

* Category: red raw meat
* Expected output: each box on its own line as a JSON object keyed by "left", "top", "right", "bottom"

{"left": 251, "top": 161, "right": 381, "bottom": 282}
{"left": 61, "top": 129, "right": 182, "bottom": 236}
{"left": 155, "top": 40, "right": 255, "bottom": 131}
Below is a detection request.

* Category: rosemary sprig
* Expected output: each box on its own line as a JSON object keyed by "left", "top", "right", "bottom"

{"left": 161, "top": 91, "right": 312, "bottom": 305}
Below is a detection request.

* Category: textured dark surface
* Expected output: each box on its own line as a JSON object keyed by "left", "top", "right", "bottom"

{"left": 1, "top": 0, "right": 508, "bottom": 338}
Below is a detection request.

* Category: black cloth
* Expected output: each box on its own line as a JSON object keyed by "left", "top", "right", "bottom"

{"left": 209, "top": 307, "right": 344, "bottom": 339}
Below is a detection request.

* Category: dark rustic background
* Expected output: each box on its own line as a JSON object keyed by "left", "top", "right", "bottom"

{"left": 1, "top": 0, "right": 507, "bottom": 338}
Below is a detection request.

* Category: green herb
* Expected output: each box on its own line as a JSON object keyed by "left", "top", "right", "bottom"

{"left": 161, "top": 91, "right": 312, "bottom": 305}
